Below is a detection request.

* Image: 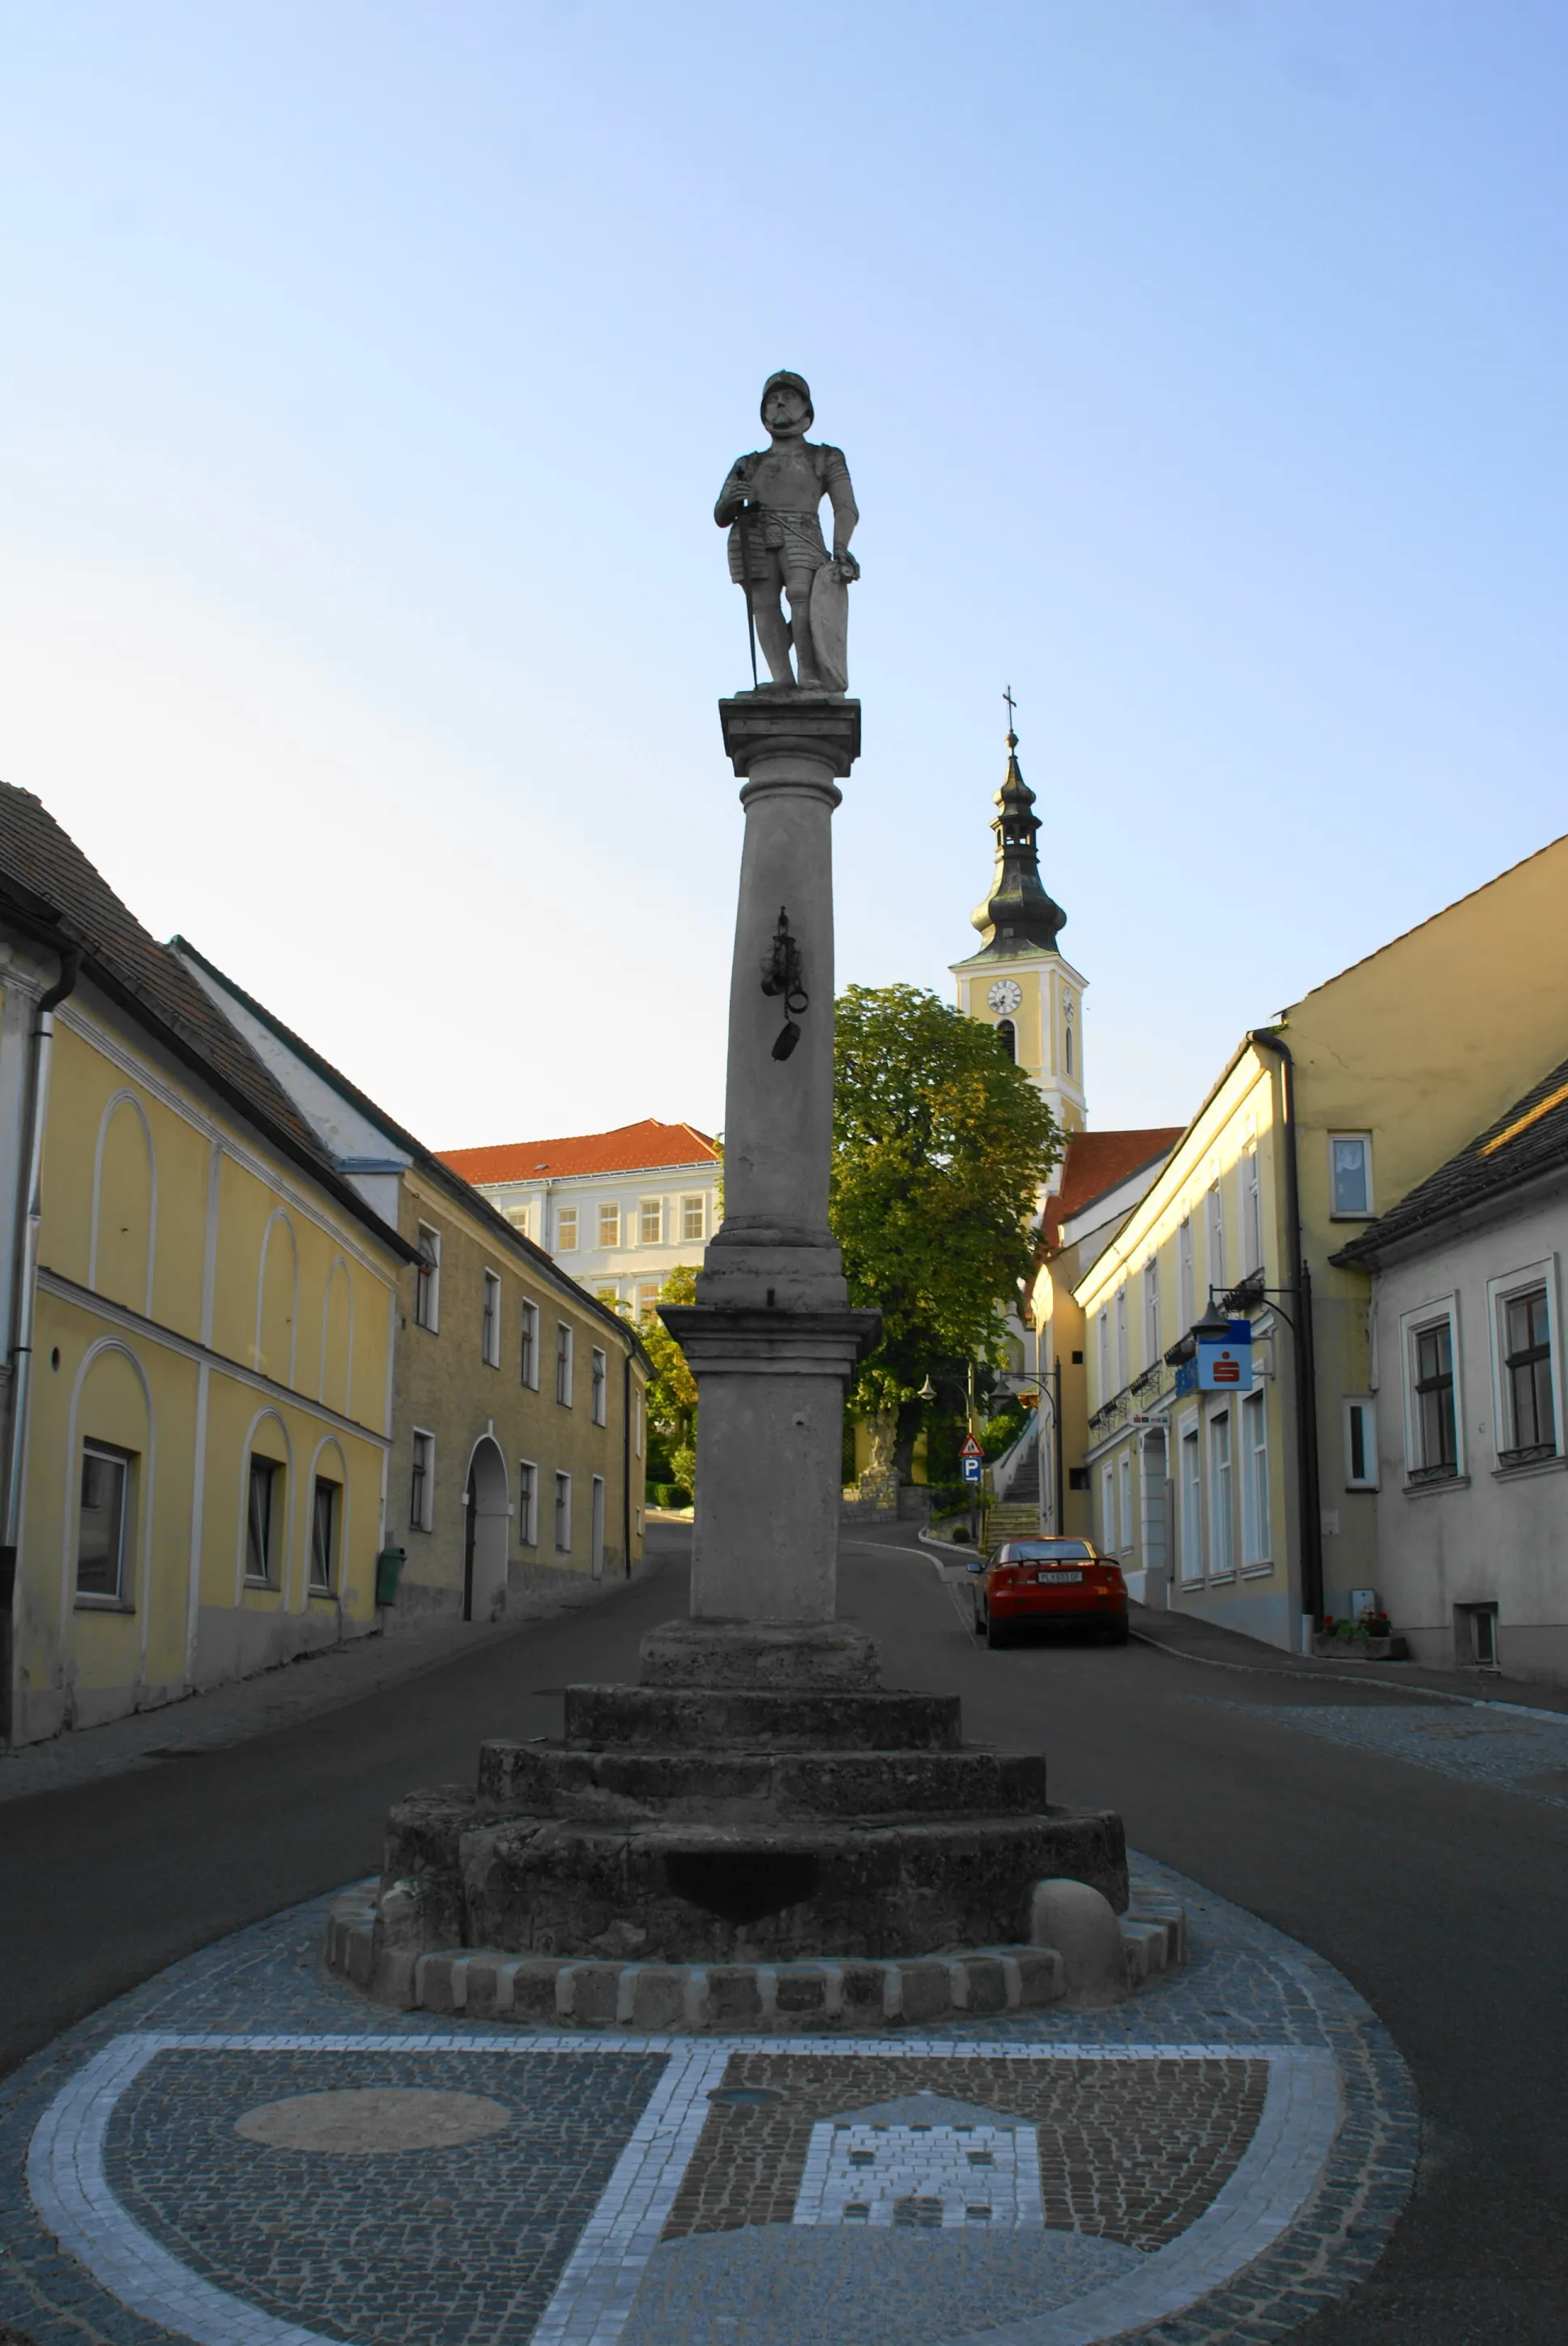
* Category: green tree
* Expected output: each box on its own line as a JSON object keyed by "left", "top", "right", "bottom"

{"left": 639, "top": 1264, "right": 699, "bottom": 1488}
{"left": 831, "top": 983, "right": 1062, "bottom": 1481}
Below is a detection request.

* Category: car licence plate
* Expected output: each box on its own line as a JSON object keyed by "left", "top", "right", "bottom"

{"left": 1034, "top": 1569, "right": 1083, "bottom": 1584}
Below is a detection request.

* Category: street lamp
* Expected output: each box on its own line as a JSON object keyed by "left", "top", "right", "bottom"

{"left": 917, "top": 1375, "right": 936, "bottom": 1402}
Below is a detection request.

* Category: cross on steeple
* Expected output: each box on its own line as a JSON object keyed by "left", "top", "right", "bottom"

{"left": 1003, "top": 684, "right": 1017, "bottom": 744}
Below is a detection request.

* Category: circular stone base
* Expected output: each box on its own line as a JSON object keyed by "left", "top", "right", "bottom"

{"left": 325, "top": 1891, "right": 1187, "bottom": 2032}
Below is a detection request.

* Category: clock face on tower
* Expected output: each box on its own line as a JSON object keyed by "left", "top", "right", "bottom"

{"left": 986, "top": 979, "right": 1023, "bottom": 1014}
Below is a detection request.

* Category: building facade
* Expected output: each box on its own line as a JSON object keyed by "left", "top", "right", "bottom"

{"left": 1071, "top": 833, "right": 1568, "bottom": 1652}
{"left": 174, "top": 947, "right": 650, "bottom": 1623}
{"left": 0, "top": 786, "right": 411, "bottom": 1747}
{"left": 439, "top": 1121, "right": 719, "bottom": 1322}
{"left": 1334, "top": 1059, "right": 1568, "bottom": 1684}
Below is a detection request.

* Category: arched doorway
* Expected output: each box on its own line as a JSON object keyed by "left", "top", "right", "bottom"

{"left": 462, "top": 1436, "right": 509, "bottom": 1622}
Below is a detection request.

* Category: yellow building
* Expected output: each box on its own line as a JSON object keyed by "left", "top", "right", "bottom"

{"left": 173, "top": 944, "right": 649, "bottom": 1618}
{"left": 0, "top": 786, "right": 412, "bottom": 1745}
{"left": 1068, "top": 834, "right": 1568, "bottom": 1651}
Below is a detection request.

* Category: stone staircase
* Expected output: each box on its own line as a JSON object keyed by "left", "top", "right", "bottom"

{"left": 983, "top": 1444, "right": 1042, "bottom": 1550}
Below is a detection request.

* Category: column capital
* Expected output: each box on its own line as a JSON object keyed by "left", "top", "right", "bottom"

{"left": 718, "top": 692, "right": 862, "bottom": 779}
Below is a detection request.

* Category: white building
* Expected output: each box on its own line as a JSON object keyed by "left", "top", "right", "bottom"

{"left": 1334, "top": 1058, "right": 1568, "bottom": 1684}
{"left": 439, "top": 1119, "right": 719, "bottom": 1320}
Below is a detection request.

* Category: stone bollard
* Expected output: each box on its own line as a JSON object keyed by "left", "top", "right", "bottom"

{"left": 1030, "top": 1878, "right": 1130, "bottom": 2010}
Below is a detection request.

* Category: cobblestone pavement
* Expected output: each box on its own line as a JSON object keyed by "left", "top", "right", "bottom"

{"left": 1185, "top": 1696, "right": 1568, "bottom": 1806}
{"left": 0, "top": 1850, "right": 1415, "bottom": 2346}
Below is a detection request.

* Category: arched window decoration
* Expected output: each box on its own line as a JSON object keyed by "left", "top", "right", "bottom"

{"left": 995, "top": 1018, "right": 1016, "bottom": 1062}
{"left": 91, "top": 1094, "right": 156, "bottom": 1315}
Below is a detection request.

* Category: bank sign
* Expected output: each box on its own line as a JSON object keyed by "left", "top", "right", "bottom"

{"left": 1196, "top": 1321, "right": 1255, "bottom": 1393}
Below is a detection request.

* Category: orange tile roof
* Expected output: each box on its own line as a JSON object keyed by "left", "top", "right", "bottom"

{"left": 439, "top": 1119, "right": 718, "bottom": 1185}
{"left": 1042, "top": 1128, "right": 1184, "bottom": 1248}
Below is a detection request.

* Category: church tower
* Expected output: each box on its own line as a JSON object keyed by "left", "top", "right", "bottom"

{"left": 950, "top": 715, "right": 1088, "bottom": 1137}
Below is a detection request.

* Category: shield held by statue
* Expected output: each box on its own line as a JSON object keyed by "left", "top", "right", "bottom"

{"left": 809, "top": 563, "right": 850, "bottom": 693}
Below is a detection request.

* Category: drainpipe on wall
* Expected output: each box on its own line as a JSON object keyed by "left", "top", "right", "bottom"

{"left": 1246, "top": 1030, "right": 1324, "bottom": 1648}
{"left": 1, "top": 945, "right": 80, "bottom": 1745}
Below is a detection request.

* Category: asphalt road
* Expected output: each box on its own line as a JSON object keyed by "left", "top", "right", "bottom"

{"left": 3, "top": 1521, "right": 1566, "bottom": 2343}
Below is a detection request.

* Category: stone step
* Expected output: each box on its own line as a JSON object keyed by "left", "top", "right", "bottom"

{"left": 985, "top": 1506, "right": 1041, "bottom": 1542}
{"left": 380, "top": 1793, "right": 1127, "bottom": 1965}
{"left": 476, "top": 1740, "right": 1048, "bottom": 1823}
{"left": 563, "top": 1684, "right": 962, "bottom": 1753}
{"left": 325, "top": 1887, "right": 1189, "bottom": 2031}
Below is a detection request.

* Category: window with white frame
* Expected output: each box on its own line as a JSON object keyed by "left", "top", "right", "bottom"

{"left": 519, "top": 1298, "right": 539, "bottom": 1388}
{"left": 1241, "top": 1392, "right": 1270, "bottom": 1564}
{"left": 1329, "top": 1134, "right": 1374, "bottom": 1218}
{"left": 246, "top": 1454, "right": 282, "bottom": 1584}
{"left": 1206, "top": 1175, "right": 1225, "bottom": 1296}
{"left": 1498, "top": 1282, "right": 1557, "bottom": 1461}
{"left": 76, "top": 1442, "right": 131, "bottom": 1602}
{"left": 1408, "top": 1313, "right": 1459, "bottom": 1479}
{"left": 639, "top": 1197, "right": 663, "bottom": 1245}
{"left": 554, "top": 1469, "right": 572, "bottom": 1553}
{"left": 505, "top": 1202, "right": 530, "bottom": 1239}
{"left": 556, "top": 1322, "right": 574, "bottom": 1406}
{"left": 1179, "top": 1423, "right": 1202, "bottom": 1580}
{"left": 1142, "top": 1260, "right": 1160, "bottom": 1371}
{"left": 414, "top": 1224, "right": 441, "bottom": 1330}
{"left": 681, "top": 1194, "right": 706, "bottom": 1243}
{"left": 556, "top": 1205, "right": 579, "bottom": 1252}
{"left": 598, "top": 1203, "right": 620, "bottom": 1249}
{"left": 1100, "top": 1461, "right": 1116, "bottom": 1551}
{"left": 1344, "top": 1397, "right": 1378, "bottom": 1491}
{"left": 595, "top": 1285, "right": 620, "bottom": 1312}
{"left": 1096, "top": 1307, "right": 1110, "bottom": 1402}
{"left": 637, "top": 1282, "right": 662, "bottom": 1322}
{"left": 481, "top": 1269, "right": 501, "bottom": 1367}
{"left": 1114, "top": 1288, "right": 1128, "bottom": 1391}
{"left": 410, "top": 1430, "right": 435, "bottom": 1532}
{"left": 1118, "top": 1451, "right": 1134, "bottom": 1550}
{"left": 1207, "top": 1411, "right": 1234, "bottom": 1574}
{"left": 517, "top": 1459, "right": 539, "bottom": 1546}
{"left": 1178, "top": 1218, "right": 1195, "bottom": 1330}
{"left": 309, "top": 1475, "right": 339, "bottom": 1592}
{"left": 590, "top": 1346, "right": 607, "bottom": 1425}
{"left": 1242, "top": 1141, "right": 1263, "bottom": 1275}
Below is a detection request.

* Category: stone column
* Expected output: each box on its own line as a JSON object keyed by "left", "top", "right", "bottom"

{"left": 661, "top": 694, "right": 879, "bottom": 1640}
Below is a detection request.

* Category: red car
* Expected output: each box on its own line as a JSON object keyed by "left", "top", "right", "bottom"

{"left": 973, "top": 1537, "right": 1129, "bottom": 1648}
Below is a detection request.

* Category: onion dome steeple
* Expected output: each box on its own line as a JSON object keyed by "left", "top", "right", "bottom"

{"left": 969, "top": 710, "right": 1067, "bottom": 956}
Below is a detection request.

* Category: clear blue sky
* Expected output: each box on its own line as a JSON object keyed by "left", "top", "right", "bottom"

{"left": 5, "top": 2, "right": 1565, "bottom": 1149}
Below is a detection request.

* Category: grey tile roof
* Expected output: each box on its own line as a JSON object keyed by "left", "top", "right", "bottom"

{"left": 1334, "top": 1056, "right": 1568, "bottom": 1265}
{"left": 0, "top": 782, "right": 411, "bottom": 1257}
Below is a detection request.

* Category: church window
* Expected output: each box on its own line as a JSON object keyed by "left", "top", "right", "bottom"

{"left": 1063, "top": 1022, "right": 1073, "bottom": 1076}
{"left": 995, "top": 1018, "right": 1016, "bottom": 1062}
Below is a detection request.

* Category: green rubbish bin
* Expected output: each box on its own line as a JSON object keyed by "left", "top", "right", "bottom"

{"left": 375, "top": 1546, "right": 406, "bottom": 1606}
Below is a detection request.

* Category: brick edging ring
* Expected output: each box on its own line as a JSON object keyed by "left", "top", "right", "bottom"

{"left": 325, "top": 1892, "right": 1187, "bottom": 2032}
